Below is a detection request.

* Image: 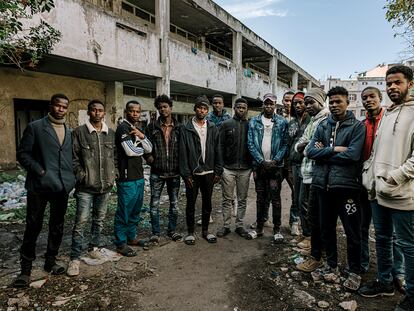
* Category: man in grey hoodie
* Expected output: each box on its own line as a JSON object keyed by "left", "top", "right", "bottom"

{"left": 359, "top": 65, "right": 414, "bottom": 311}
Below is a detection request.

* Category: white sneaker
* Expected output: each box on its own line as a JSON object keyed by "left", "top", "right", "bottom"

{"left": 291, "top": 222, "right": 300, "bottom": 236}
{"left": 273, "top": 231, "right": 284, "bottom": 243}
{"left": 88, "top": 247, "right": 104, "bottom": 260}
{"left": 67, "top": 260, "right": 80, "bottom": 276}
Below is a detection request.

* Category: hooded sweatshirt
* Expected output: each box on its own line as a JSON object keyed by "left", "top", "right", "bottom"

{"left": 295, "top": 109, "right": 330, "bottom": 184}
{"left": 370, "top": 100, "right": 414, "bottom": 210}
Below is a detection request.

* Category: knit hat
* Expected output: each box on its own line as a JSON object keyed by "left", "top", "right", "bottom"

{"left": 292, "top": 91, "right": 305, "bottom": 101}
{"left": 194, "top": 95, "right": 210, "bottom": 109}
{"left": 305, "top": 88, "right": 327, "bottom": 108}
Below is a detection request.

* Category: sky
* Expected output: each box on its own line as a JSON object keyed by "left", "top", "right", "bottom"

{"left": 214, "top": 0, "right": 409, "bottom": 80}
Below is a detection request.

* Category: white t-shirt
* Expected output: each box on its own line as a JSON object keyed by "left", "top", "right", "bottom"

{"left": 261, "top": 115, "right": 273, "bottom": 161}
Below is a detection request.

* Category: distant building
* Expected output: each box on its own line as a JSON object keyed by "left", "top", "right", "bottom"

{"left": 0, "top": 0, "right": 319, "bottom": 169}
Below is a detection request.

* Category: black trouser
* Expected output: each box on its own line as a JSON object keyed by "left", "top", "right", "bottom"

{"left": 185, "top": 174, "right": 214, "bottom": 234}
{"left": 299, "top": 183, "right": 313, "bottom": 238}
{"left": 20, "top": 191, "right": 69, "bottom": 272}
{"left": 360, "top": 188, "right": 372, "bottom": 272}
{"left": 316, "top": 187, "right": 362, "bottom": 274}
{"left": 277, "top": 165, "right": 295, "bottom": 225}
{"left": 254, "top": 167, "right": 282, "bottom": 232}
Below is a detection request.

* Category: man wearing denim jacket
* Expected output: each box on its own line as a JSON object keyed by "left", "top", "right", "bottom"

{"left": 67, "top": 99, "right": 117, "bottom": 276}
{"left": 247, "top": 93, "right": 288, "bottom": 242}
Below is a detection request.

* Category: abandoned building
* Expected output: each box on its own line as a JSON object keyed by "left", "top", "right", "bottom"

{"left": 0, "top": 0, "right": 319, "bottom": 169}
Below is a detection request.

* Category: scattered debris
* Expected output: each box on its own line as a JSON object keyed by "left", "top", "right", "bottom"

{"left": 318, "top": 300, "right": 330, "bottom": 309}
{"left": 339, "top": 300, "right": 358, "bottom": 311}
{"left": 30, "top": 278, "right": 47, "bottom": 288}
{"left": 293, "top": 289, "right": 316, "bottom": 306}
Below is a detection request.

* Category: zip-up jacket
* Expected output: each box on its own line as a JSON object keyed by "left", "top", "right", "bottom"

{"left": 288, "top": 114, "right": 311, "bottom": 165}
{"left": 219, "top": 115, "right": 252, "bottom": 170}
{"left": 306, "top": 110, "right": 366, "bottom": 190}
{"left": 362, "top": 108, "right": 384, "bottom": 161}
{"left": 72, "top": 122, "right": 117, "bottom": 194}
{"left": 247, "top": 113, "right": 288, "bottom": 168}
{"left": 145, "top": 117, "right": 182, "bottom": 178}
{"left": 179, "top": 120, "right": 223, "bottom": 178}
{"left": 206, "top": 109, "right": 231, "bottom": 129}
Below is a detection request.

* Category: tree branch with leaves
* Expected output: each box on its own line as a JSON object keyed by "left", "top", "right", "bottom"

{"left": 0, "top": 0, "right": 61, "bottom": 69}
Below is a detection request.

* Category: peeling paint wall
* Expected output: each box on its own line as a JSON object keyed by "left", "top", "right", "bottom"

{"left": 0, "top": 68, "right": 105, "bottom": 169}
{"left": 44, "top": 0, "right": 162, "bottom": 77}
{"left": 241, "top": 74, "right": 272, "bottom": 100}
{"left": 169, "top": 39, "right": 236, "bottom": 94}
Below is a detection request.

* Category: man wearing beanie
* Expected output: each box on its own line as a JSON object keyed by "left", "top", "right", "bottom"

{"left": 14, "top": 94, "right": 75, "bottom": 287}
{"left": 247, "top": 93, "right": 288, "bottom": 242}
{"left": 295, "top": 87, "right": 330, "bottom": 273}
{"left": 286, "top": 91, "right": 311, "bottom": 237}
{"left": 179, "top": 95, "right": 223, "bottom": 245}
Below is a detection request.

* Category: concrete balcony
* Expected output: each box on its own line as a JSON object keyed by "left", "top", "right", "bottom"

{"left": 241, "top": 69, "right": 272, "bottom": 99}
{"left": 169, "top": 39, "right": 237, "bottom": 94}
{"left": 44, "top": 0, "right": 162, "bottom": 77}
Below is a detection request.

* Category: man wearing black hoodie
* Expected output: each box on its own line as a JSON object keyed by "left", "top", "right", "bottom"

{"left": 306, "top": 86, "right": 366, "bottom": 291}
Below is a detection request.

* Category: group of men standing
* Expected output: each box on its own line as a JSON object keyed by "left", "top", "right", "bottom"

{"left": 11, "top": 62, "right": 414, "bottom": 311}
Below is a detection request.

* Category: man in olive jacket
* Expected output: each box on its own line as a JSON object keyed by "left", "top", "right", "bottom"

{"left": 14, "top": 94, "right": 75, "bottom": 287}
{"left": 67, "top": 99, "right": 117, "bottom": 276}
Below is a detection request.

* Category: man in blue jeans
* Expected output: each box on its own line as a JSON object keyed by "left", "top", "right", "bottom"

{"left": 359, "top": 65, "right": 414, "bottom": 311}
{"left": 68, "top": 99, "right": 117, "bottom": 276}
{"left": 114, "top": 100, "right": 152, "bottom": 256}
{"left": 145, "top": 94, "right": 182, "bottom": 242}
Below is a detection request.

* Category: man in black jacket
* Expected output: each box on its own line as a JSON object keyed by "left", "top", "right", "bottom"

{"left": 216, "top": 98, "right": 252, "bottom": 238}
{"left": 67, "top": 99, "right": 117, "bottom": 276}
{"left": 179, "top": 95, "right": 223, "bottom": 245}
{"left": 306, "top": 86, "right": 366, "bottom": 291}
{"left": 145, "top": 94, "right": 182, "bottom": 242}
{"left": 14, "top": 94, "right": 76, "bottom": 287}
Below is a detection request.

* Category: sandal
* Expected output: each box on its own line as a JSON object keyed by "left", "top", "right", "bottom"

{"left": 203, "top": 233, "right": 217, "bottom": 244}
{"left": 44, "top": 263, "right": 66, "bottom": 275}
{"left": 168, "top": 232, "right": 183, "bottom": 242}
{"left": 343, "top": 272, "right": 361, "bottom": 291}
{"left": 184, "top": 235, "right": 195, "bottom": 245}
{"left": 13, "top": 274, "right": 30, "bottom": 288}
{"left": 116, "top": 245, "right": 137, "bottom": 257}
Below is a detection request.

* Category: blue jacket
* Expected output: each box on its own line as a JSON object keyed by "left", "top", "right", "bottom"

{"left": 305, "top": 110, "right": 366, "bottom": 190}
{"left": 247, "top": 113, "right": 289, "bottom": 168}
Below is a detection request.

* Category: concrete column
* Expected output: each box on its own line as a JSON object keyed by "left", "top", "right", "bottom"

{"left": 307, "top": 80, "right": 312, "bottom": 91}
{"left": 106, "top": 81, "right": 124, "bottom": 129}
{"left": 292, "top": 71, "right": 298, "bottom": 91}
{"left": 269, "top": 55, "right": 278, "bottom": 95}
{"left": 232, "top": 31, "right": 243, "bottom": 107}
{"left": 155, "top": 0, "right": 170, "bottom": 96}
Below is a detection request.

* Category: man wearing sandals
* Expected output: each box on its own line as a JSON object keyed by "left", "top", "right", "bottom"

{"left": 14, "top": 94, "right": 76, "bottom": 287}
{"left": 247, "top": 93, "right": 288, "bottom": 242}
{"left": 114, "top": 100, "right": 152, "bottom": 256}
{"left": 179, "top": 95, "right": 223, "bottom": 245}
{"left": 216, "top": 98, "right": 252, "bottom": 238}
{"left": 359, "top": 65, "right": 414, "bottom": 311}
{"left": 306, "top": 86, "right": 365, "bottom": 291}
{"left": 67, "top": 100, "right": 117, "bottom": 276}
{"left": 145, "top": 94, "right": 182, "bottom": 243}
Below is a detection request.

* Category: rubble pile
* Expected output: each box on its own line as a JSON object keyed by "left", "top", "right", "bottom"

{"left": 0, "top": 175, "right": 26, "bottom": 211}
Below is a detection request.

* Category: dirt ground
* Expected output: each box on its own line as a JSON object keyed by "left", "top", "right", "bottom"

{"left": 0, "top": 177, "right": 403, "bottom": 311}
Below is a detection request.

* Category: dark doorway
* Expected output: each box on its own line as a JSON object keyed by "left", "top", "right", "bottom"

{"left": 14, "top": 98, "right": 49, "bottom": 149}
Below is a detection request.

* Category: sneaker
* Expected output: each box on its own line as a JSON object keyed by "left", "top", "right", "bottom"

{"left": 358, "top": 280, "right": 394, "bottom": 298}
{"left": 88, "top": 247, "right": 104, "bottom": 260}
{"left": 235, "top": 227, "right": 247, "bottom": 238}
{"left": 196, "top": 216, "right": 214, "bottom": 225}
{"left": 273, "top": 231, "right": 284, "bottom": 243}
{"left": 67, "top": 260, "right": 80, "bottom": 276}
{"left": 291, "top": 222, "right": 300, "bottom": 236}
{"left": 311, "top": 265, "right": 339, "bottom": 283}
{"left": 149, "top": 235, "right": 160, "bottom": 244}
{"left": 394, "top": 276, "right": 407, "bottom": 295}
{"left": 296, "top": 257, "right": 323, "bottom": 273}
{"left": 298, "top": 237, "right": 311, "bottom": 250}
{"left": 217, "top": 227, "right": 231, "bottom": 238}
{"left": 395, "top": 296, "right": 414, "bottom": 311}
